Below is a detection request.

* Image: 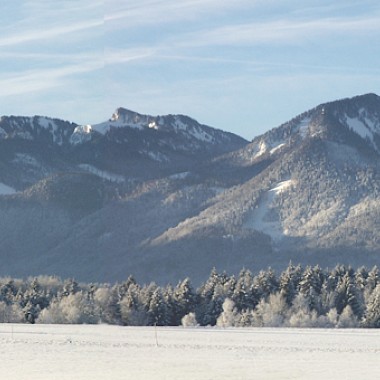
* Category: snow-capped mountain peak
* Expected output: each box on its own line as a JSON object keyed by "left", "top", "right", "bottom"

{"left": 1, "top": 94, "right": 380, "bottom": 284}
{"left": 78, "top": 108, "right": 248, "bottom": 155}
{"left": 240, "top": 93, "right": 380, "bottom": 163}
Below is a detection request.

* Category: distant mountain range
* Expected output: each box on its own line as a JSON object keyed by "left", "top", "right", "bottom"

{"left": 1, "top": 94, "right": 380, "bottom": 284}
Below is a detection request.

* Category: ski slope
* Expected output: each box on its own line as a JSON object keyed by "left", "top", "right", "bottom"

{"left": 0, "top": 324, "right": 379, "bottom": 379}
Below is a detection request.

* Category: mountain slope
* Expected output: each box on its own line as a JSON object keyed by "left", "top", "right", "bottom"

{"left": 132, "top": 94, "right": 380, "bottom": 281}
{"left": 1, "top": 95, "right": 380, "bottom": 284}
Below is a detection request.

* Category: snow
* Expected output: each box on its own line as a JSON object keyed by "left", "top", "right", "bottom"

{"left": 149, "top": 121, "right": 158, "bottom": 130}
{"left": 145, "top": 150, "right": 169, "bottom": 163}
{"left": 0, "top": 182, "right": 16, "bottom": 195}
{"left": 298, "top": 116, "right": 311, "bottom": 138}
{"left": 253, "top": 139, "right": 287, "bottom": 160}
{"left": 37, "top": 117, "right": 65, "bottom": 145}
{"left": 343, "top": 114, "right": 380, "bottom": 152}
{"left": 270, "top": 179, "right": 293, "bottom": 195}
{"left": 299, "top": 201, "right": 343, "bottom": 238}
{"left": 37, "top": 117, "right": 57, "bottom": 131}
{"left": 0, "top": 324, "right": 379, "bottom": 380}
{"left": 70, "top": 125, "right": 92, "bottom": 145}
{"left": 78, "top": 164, "right": 125, "bottom": 183}
{"left": 255, "top": 140, "right": 268, "bottom": 158}
{"left": 270, "top": 142, "right": 286, "bottom": 154}
{"left": 92, "top": 117, "right": 144, "bottom": 135}
{"left": 0, "top": 127, "right": 7, "bottom": 139}
{"left": 244, "top": 180, "right": 293, "bottom": 240}
{"left": 168, "top": 172, "right": 190, "bottom": 180}
{"left": 346, "top": 116, "right": 373, "bottom": 141}
{"left": 173, "top": 116, "right": 213, "bottom": 142}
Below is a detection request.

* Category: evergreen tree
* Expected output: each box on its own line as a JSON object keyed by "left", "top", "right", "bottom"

{"left": 172, "top": 278, "right": 196, "bottom": 325}
{"left": 279, "top": 264, "right": 302, "bottom": 306}
{"left": 364, "top": 284, "right": 380, "bottom": 327}
{"left": 253, "top": 268, "right": 279, "bottom": 300}
{"left": 119, "top": 283, "right": 148, "bottom": 326}
{"left": 232, "top": 269, "right": 259, "bottom": 311}
{"left": 298, "top": 266, "right": 324, "bottom": 313}
{"left": 196, "top": 269, "right": 225, "bottom": 326}
{"left": 148, "top": 287, "right": 169, "bottom": 326}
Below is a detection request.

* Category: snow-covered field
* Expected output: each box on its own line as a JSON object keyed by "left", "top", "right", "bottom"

{"left": 0, "top": 324, "right": 379, "bottom": 379}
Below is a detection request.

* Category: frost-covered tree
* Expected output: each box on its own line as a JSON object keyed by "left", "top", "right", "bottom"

{"left": 196, "top": 269, "right": 230, "bottom": 326}
{"left": 326, "top": 270, "right": 363, "bottom": 319}
{"left": 251, "top": 293, "right": 287, "bottom": 327}
{"left": 363, "top": 284, "right": 380, "bottom": 328}
{"left": 326, "top": 308, "right": 339, "bottom": 327}
{"left": 253, "top": 268, "right": 279, "bottom": 300}
{"left": 279, "top": 263, "right": 302, "bottom": 306}
{"left": 298, "top": 266, "right": 324, "bottom": 313}
{"left": 216, "top": 298, "right": 240, "bottom": 327}
{"left": 172, "top": 278, "right": 196, "bottom": 325}
{"left": 337, "top": 305, "right": 359, "bottom": 328}
{"left": 148, "top": 287, "right": 169, "bottom": 326}
{"left": 93, "top": 286, "right": 115, "bottom": 324}
{"left": 364, "top": 266, "right": 379, "bottom": 302}
{"left": 38, "top": 292, "right": 99, "bottom": 324}
{"left": 232, "top": 269, "right": 259, "bottom": 311}
{"left": 0, "top": 301, "right": 23, "bottom": 323}
{"left": 287, "top": 293, "right": 320, "bottom": 328}
{"left": 181, "top": 312, "right": 198, "bottom": 327}
{"left": 37, "top": 297, "right": 68, "bottom": 324}
{"left": 119, "top": 283, "right": 148, "bottom": 326}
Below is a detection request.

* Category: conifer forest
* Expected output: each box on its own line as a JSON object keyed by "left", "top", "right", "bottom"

{"left": 1, "top": 264, "right": 380, "bottom": 328}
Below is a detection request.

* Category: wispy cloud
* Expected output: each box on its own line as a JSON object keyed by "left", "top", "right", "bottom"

{"left": 0, "top": 19, "right": 102, "bottom": 48}
{"left": 148, "top": 54, "right": 380, "bottom": 75}
{"left": 0, "top": 51, "right": 102, "bottom": 63}
{"left": 0, "top": 61, "right": 103, "bottom": 97}
{"left": 105, "top": 48, "right": 156, "bottom": 65}
{"left": 173, "top": 15, "right": 380, "bottom": 48}
{"left": 106, "top": 0, "right": 254, "bottom": 27}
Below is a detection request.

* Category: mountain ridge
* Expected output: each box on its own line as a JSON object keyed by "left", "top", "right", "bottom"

{"left": 0, "top": 93, "right": 380, "bottom": 284}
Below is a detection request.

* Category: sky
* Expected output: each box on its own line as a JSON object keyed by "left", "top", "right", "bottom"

{"left": 1, "top": 1, "right": 380, "bottom": 140}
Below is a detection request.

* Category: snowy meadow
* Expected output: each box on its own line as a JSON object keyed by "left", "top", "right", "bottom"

{"left": 0, "top": 324, "right": 379, "bottom": 379}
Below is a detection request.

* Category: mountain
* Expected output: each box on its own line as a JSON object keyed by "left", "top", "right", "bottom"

{"left": 1, "top": 94, "right": 380, "bottom": 284}
{"left": 0, "top": 109, "right": 247, "bottom": 189}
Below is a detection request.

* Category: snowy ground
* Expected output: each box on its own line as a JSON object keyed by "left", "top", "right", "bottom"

{"left": 0, "top": 324, "right": 379, "bottom": 379}
{"left": 0, "top": 182, "right": 16, "bottom": 195}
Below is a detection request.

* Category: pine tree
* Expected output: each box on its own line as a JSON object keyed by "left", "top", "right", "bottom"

{"left": 364, "top": 284, "right": 380, "bottom": 327}
{"left": 298, "top": 265, "right": 324, "bottom": 313}
{"left": 253, "top": 268, "right": 279, "bottom": 300}
{"left": 279, "top": 263, "right": 302, "bottom": 306}
{"left": 172, "top": 278, "right": 196, "bottom": 325}
{"left": 147, "top": 288, "right": 166, "bottom": 326}
{"left": 232, "top": 269, "right": 259, "bottom": 311}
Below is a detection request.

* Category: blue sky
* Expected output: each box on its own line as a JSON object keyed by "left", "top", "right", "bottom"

{"left": 1, "top": 0, "right": 380, "bottom": 140}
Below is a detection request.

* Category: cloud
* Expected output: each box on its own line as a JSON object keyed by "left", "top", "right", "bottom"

{"left": 0, "top": 51, "right": 102, "bottom": 62}
{"left": 0, "top": 61, "right": 103, "bottom": 97}
{"left": 105, "top": 48, "right": 156, "bottom": 65}
{"left": 173, "top": 15, "right": 380, "bottom": 48}
{"left": 0, "top": 19, "right": 103, "bottom": 48}
{"left": 106, "top": 0, "right": 255, "bottom": 27}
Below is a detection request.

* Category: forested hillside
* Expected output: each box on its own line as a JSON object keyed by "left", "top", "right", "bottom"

{"left": 1, "top": 94, "right": 380, "bottom": 283}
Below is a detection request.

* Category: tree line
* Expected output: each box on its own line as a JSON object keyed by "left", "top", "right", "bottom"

{"left": 0, "top": 264, "right": 379, "bottom": 328}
